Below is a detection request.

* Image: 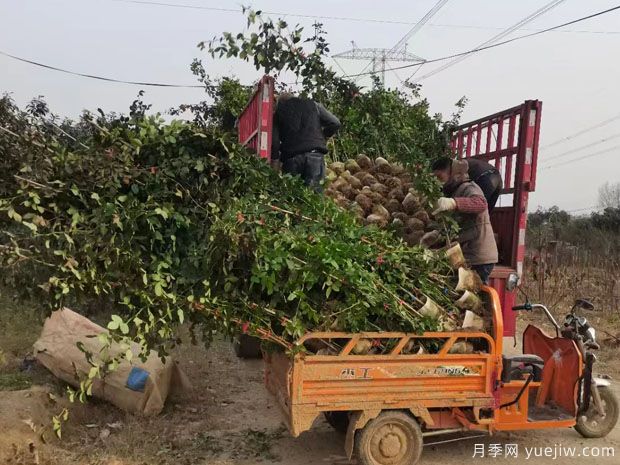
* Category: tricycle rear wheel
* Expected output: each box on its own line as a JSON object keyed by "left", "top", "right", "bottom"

{"left": 575, "top": 385, "right": 619, "bottom": 438}
{"left": 355, "top": 411, "right": 423, "bottom": 465}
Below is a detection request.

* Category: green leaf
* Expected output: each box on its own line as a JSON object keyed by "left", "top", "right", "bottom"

{"left": 22, "top": 221, "right": 37, "bottom": 232}
{"left": 88, "top": 366, "right": 99, "bottom": 379}
{"left": 7, "top": 207, "right": 22, "bottom": 222}
{"left": 154, "top": 207, "right": 169, "bottom": 219}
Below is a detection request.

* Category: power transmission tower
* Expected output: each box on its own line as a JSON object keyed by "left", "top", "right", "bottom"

{"left": 332, "top": 0, "right": 450, "bottom": 84}
{"left": 333, "top": 42, "right": 423, "bottom": 84}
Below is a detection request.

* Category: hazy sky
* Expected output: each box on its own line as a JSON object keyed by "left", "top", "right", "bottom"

{"left": 1, "top": 0, "right": 619, "bottom": 212}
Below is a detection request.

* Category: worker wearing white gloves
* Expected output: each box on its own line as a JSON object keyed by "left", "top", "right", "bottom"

{"left": 432, "top": 197, "right": 457, "bottom": 214}
{"left": 432, "top": 159, "right": 498, "bottom": 284}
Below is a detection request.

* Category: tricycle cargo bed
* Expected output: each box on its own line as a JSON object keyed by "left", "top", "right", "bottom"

{"left": 264, "top": 287, "right": 505, "bottom": 437}
{"left": 264, "top": 331, "right": 499, "bottom": 436}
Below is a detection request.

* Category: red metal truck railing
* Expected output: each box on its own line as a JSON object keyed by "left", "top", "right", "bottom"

{"left": 451, "top": 100, "right": 542, "bottom": 336}
{"left": 238, "top": 75, "right": 275, "bottom": 161}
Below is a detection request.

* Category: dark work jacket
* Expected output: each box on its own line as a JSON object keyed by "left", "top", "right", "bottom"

{"left": 271, "top": 98, "right": 341, "bottom": 161}
{"left": 467, "top": 158, "right": 498, "bottom": 183}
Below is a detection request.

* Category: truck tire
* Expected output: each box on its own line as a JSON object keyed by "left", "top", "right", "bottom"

{"left": 355, "top": 411, "right": 423, "bottom": 465}
{"left": 575, "top": 386, "right": 619, "bottom": 438}
{"left": 324, "top": 411, "right": 350, "bottom": 434}
{"left": 233, "top": 334, "right": 262, "bottom": 359}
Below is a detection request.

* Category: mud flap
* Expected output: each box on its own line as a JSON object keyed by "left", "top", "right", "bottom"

{"left": 344, "top": 409, "right": 381, "bottom": 460}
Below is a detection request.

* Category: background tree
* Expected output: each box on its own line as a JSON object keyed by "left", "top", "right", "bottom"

{"left": 598, "top": 181, "right": 620, "bottom": 209}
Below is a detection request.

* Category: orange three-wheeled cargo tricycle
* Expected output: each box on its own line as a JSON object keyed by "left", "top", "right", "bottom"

{"left": 263, "top": 287, "right": 618, "bottom": 465}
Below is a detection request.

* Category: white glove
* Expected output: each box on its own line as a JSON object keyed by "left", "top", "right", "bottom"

{"left": 432, "top": 197, "right": 457, "bottom": 216}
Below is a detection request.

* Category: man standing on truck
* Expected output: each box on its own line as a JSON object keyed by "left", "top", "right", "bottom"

{"left": 271, "top": 93, "right": 341, "bottom": 191}
{"left": 432, "top": 159, "right": 498, "bottom": 284}
{"left": 432, "top": 157, "right": 502, "bottom": 212}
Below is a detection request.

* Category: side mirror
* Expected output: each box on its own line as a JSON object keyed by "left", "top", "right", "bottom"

{"left": 575, "top": 298, "right": 595, "bottom": 311}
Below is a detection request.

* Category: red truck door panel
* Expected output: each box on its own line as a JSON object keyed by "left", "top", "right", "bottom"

{"left": 238, "top": 75, "right": 275, "bottom": 161}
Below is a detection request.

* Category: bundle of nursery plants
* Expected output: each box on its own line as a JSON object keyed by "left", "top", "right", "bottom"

{"left": 0, "top": 101, "right": 486, "bottom": 358}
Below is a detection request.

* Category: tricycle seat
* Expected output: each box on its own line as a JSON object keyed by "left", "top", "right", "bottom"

{"left": 502, "top": 354, "right": 544, "bottom": 383}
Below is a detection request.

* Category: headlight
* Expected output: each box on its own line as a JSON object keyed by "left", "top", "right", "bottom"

{"left": 506, "top": 272, "right": 519, "bottom": 291}
{"left": 587, "top": 327, "right": 596, "bottom": 343}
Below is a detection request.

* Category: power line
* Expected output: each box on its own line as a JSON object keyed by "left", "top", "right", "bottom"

{"left": 342, "top": 5, "right": 620, "bottom": 79}
{"left": 0, "top": 49, "right": 203, "bottom": 88}
{"left": 108, "top": 0, "right": 620, "bottom": 34}
{"left": 2, "top": 5, "right": 619, "bottom": 89}
{"left": 545, "top": 132, "right": 620, "bottom": 161}
{"left": 542, "top": 144, "right": 620, "bottom": 170}
{"left": 541, "top": 112, "right": 620, "bottom": 149}
{"left": 410, "top": 0, "right": 567, "bottom": 82}
{"left": 387, "top": 0, "right": 450, "bottom": 54}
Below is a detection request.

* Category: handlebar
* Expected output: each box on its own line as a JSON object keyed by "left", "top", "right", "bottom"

{"left": 512, "top": 303, "right": 532, "bottom": 311}
{"left": 512, "top": 303, "right": 560, "bottom": 337}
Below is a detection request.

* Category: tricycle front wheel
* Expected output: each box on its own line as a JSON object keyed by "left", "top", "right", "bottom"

{"left": 355, "top": 411, "right": 423, "bottom": 465}
{"left": 575, "top": 385, "right": 619, "bottom": 438}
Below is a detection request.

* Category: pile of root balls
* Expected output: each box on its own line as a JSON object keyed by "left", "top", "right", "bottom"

{"left": 325, "top": 155, "right": 443, "bottom": 248}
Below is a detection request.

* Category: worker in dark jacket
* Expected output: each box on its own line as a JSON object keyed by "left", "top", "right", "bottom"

{"left": 432, "top": 157, "right": 502, "bottom": 212}
{"left": 271, "top": 93, "right": 341, "bottom": 191}
{"left": 432, "top": 159, "right": 498, "bottom": 284}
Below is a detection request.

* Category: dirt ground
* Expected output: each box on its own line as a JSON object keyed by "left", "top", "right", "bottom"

{"left": 2, "top": 301, "right": 620, "bottom": 465}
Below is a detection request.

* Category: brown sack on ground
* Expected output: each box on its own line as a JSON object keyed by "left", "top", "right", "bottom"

{"left": 33, "top": 308, "right": 190, "bottom": 415}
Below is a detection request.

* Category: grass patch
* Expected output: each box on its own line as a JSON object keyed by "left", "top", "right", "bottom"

{"left": 191, "top": 426, "right": 286, "bottom": 462}
{"left": 0, "top": 372, "right": 32, "bottom": 391}
{"left": 234, "top": 427, "right": 286, "bottom": 461}
{"left": 0, "top": 286, "right": 45, "bottom": 356}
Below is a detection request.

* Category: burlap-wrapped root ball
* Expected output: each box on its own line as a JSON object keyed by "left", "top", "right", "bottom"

{"left": 388, "top": 187, "right": 405, "bottom": 202}
{"left": 402, "top": 192, "right": 420, "bottom": 215}
{"left": 348, "top": 175, "right": 362, "bottom": 190}
{"left": 326, "top": 156, "right": 446, "bottom": 251}
{"left": 372, "top": 204, "right": 390, "bottom": 221}
{"left": 370, "top": 182, "right": 389, "bottom": 197}
{"left": 404, "top": 230, "right": 425, "bottom": 246}
{"left": 345, "top": 159, "right": 361, "bottom": 174}
{"left": 356, "top": 154, "right": 373, "bottom": 170}
{"left": 330, "top": 162, "right": 345, "bottom": 174}
{"left": 405, "top": 217, "right": 425, "bottom": 232}
{"left": 413, "top": 210, "right": 430, "bottom": 224}
{"left": 392, "top": 212, "right": 409, "bottom": 223}
{"left": 365, "top": 214, "right": 388, "bottom": 227}
{"left": 361, "top": 173, "right": 377, "bottom": 187}
{"left": 374, "top": 157, "right": 393, "bottom": 175}
{"left": 355, "top": 193, "right": 373, "bottom": 215}
{"left": 386, "top": 199, "right": 402, "bottom": 214}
